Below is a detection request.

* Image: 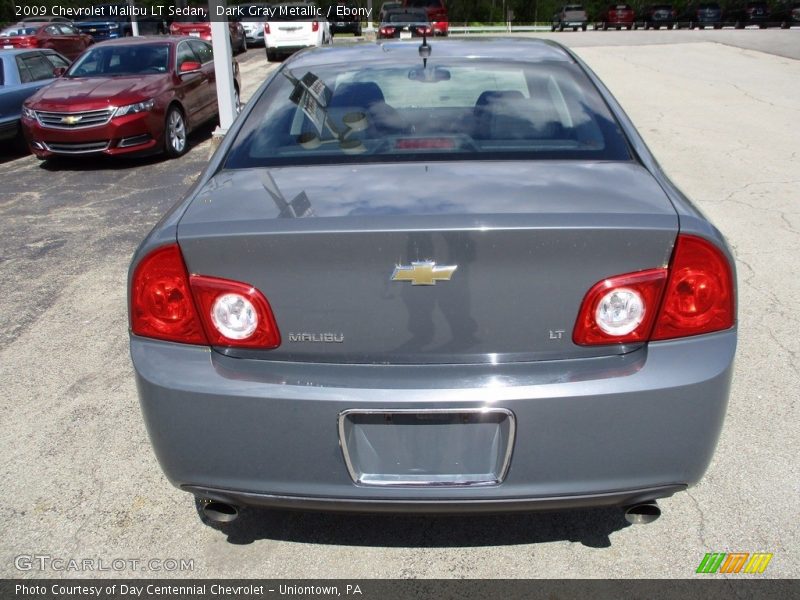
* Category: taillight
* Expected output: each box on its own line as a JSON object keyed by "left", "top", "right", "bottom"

{"left": 573, "top": 234, "right": 735, "bottom": 345}
{"left": 651, "top": 234, "right": 734, "bottom": 340}
{"left": 190, "top": 275, "right": 281, "bottom": 348}
{"left": 131, "top": 244, "right": 281, "bottom": 348}
{"left": 264, "top": 22, "right": 270, "bottom": 34}
{"left": 416, "top": 26, "right": 433, "bottom": 35}
{"left": 380, "top": 26, "right": 396, "bottom": 35}
{"left": 312, "top": 20, "right": 319, "bottom": 32}
{"left": 130, "top": 244, "right": 207, "bottom": 345}
{"left": 573, "top": 269, "right": 668, "bottom": 345}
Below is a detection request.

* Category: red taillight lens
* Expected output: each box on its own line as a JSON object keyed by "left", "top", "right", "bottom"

{"left": 131, "top": 244, "right": 281, "bottom": 349}
{"left": 312, "top": 20, "right": 319, "bottom": 32}
{"left": 573, "top": 234, "right": 735, "bottom": 346}
{"left": 651, "top": 235, "right": 734, "bottom": 340}
{"left": 573, "top": 269, "right": 668, "bottom": 345}
{"left": 130, "top": 244, "right": 207, "bottom": 345}
{"left": 190, "top": 275, "right": 281, "bottom": 348}
{"left": 264, "top": 22, "right": 270, "bottom": 34}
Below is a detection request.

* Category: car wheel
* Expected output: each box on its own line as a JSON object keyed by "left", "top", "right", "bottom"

{"left": 667, "top": 23, "right": 673, "bottom": 29}
{"left": 559, "top": 23, "right": 565, "bottom": 31}
{"left": 781, "top": 20, "right": 789, "bottom": 28}
{"left": 551, "top": 24, "right": 556, "bottom": 31}
{"left": 164, "top": 106, "right": 187, "bottom": 158}
{"left": 582, "top": 24, "right": 587, "bottom": 30}
{"left": 233, "top": 86, "right": 241, "bottom": 114}
{"left": 602, "top": 22, "right": 608, "bottom": 30}
{"left": 735, "top": 20, "right": 744, "bottom": 28}
{"left": 714, "top": 23, "right": 722, "bottom": 28}
{"left": 266, "top": 48, "right": 278, "bottom": 61}
{"left": 626, "top": 24, "right": 632, "bottom": 29}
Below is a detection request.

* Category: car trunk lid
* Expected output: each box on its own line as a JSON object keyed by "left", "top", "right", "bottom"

{"left": 178, "top": 161, "right": 678, "bottom": 364}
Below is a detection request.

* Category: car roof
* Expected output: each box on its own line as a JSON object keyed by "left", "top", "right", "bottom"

{"left": 288, "top": 38, "right": 574, "bottom": 69}
{"left": 0, "top": 47, "right": 63, "bottom": 57}
{"left": 88, "top": 35, "right": 193, "bottom": 47}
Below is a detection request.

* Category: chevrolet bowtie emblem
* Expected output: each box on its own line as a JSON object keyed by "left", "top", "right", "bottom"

{"left": 61, "top": 115, "right": 82, "bottom": 125}
{"left": 391, "top": 261, "right": 457, "bottom": 286}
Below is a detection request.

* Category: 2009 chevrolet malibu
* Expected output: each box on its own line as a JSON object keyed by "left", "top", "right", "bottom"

{"left": 129, "top": 38, "right": 736, "bottom": 526}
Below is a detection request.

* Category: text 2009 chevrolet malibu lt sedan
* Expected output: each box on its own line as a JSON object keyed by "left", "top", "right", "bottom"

{"left": 129, "top": 39, "right": 736, "bottom": 527}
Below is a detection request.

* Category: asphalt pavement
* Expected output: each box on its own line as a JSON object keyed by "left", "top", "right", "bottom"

{"left": 0, "top": 30, "right": 798, "bottom": 579}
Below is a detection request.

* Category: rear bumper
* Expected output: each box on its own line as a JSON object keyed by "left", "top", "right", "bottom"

{"left": 22, "top": 110, "right": 162, "bottom": 158}
{"left": 187, "top": 484, "right": 687, "bottom": 514}
{"left": 132, "top": 329, "right": 735, "bottom": 512}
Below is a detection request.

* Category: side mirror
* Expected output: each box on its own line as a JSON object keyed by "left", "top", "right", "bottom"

{"left": 52, "top": 66, "right": 68, "bottom": 77}
{"left": 179, "top": 60, "right": 201, "bottom": 75}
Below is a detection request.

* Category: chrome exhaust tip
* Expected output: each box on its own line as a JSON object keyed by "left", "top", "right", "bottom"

{"left": 624, "top": 501, "right": 661, "bottom": 525}
{"left": 201, "top": 500, "right": 239, "bottom": 524}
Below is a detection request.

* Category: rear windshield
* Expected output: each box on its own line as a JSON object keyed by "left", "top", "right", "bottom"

{"left": 564, "top": 5, "right": 585, "bottom": 10}
{"left": 225, "top": 60, "right": 631, "bottom": 168}
{"left": 386, "top": 10, "right": 428, "bottom": 21}
{"left": 1, "top": 26, "right": 39, "bottom": 35}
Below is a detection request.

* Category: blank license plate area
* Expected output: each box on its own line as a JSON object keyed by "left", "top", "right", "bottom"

{"left": 339, "top": 410, "right": 514, "bottom": 486}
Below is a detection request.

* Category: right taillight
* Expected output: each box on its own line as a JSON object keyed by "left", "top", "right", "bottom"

{"left": 651, "top": 234, "right": 735, "bottom": 340}
{"left": 130, "top": 244, "right": 281, "bottom": 349}
{"left": 573, "top": 234, "right": 735, "bottom": 345}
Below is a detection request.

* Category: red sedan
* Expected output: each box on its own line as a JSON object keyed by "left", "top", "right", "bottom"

{"left": 1, "top": 22, "right": 93, "bottom": 61}
{"left": 21, "top": 37, "right": 241, "bottom": 159}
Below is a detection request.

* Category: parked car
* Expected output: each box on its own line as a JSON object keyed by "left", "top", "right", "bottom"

{"left": 378, "top": 8, "right": 432, "bottom": 38}
{"left": 674, "top": 2, "right": 723, "bottom": 28}
{"left": 1, "top": 23, "right": 93, "bottom": 61}
{"left": 597, "top": 3, "right": 636, "bottom": 29}
{"left": 128, "top": 39, "right": 737, "bottom": 528}
{"left": 552, "top": 5, "right": 589, "bottom": 30}
{"left": 170, "top": 9, "right": 248, "bottom": 54}
{"left": 237, "top": 3, "right": 271, "bottom": 45}
{"left": 637, "top": 4, "right": 677, "bottom": 28}
{"left": 770, "top": 0, "right": 800, "bottom": 27}
{"left": 330, "top": 1, "right": 364, "bottom": 36}
{"left": 404, "top": 0, "right": 448, "bottom": 35}
{"left": 73, "top": 3, "right": 167, "bottom": 40}
{"left": 0, "top": 48, "right": 71, "bottom": 147}
{"left": 21, "top": 37, "right": 241, "bottom": 159}
{"left": 263, "top": 3, "right": 332, "bottom": 62}
{"left": 726, "top": 1, "right": 771, "bottom": 27}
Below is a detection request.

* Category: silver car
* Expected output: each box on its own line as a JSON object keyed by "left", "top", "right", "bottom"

{"left": 129, "top": 39, "right": 736, "bottom": 527}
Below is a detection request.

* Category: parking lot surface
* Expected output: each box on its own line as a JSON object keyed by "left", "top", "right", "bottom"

{"left": 1, "top": 31, "right": 798, "bottom": 578}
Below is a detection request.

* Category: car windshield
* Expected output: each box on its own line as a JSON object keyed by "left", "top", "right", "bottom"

{"left": 565, "top": 5, "right": 585, "bottom": 10}
{"left": 67, "top": 44, "right": 170, "bottom": 77}
{"left": 386, "top": 10, "right": 428, "bottom": 21}
{"left": 225, "top": 59, "right": 631, "bottom": 169}
{"left": 1, "top": 26, "right": 39, "bottom": 36}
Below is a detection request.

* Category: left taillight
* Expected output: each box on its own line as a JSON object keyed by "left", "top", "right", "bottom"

{"left": 130, "top": 244, "right": 281, "bottom": 349}
{"left": 131, "top": 244, "right": 207, "bottom": 345}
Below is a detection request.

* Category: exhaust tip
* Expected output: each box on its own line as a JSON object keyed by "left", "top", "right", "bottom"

{"left": 624, "top": 501, "right": 661, "bottom": 525}
{"left": 202, "top": 501, "right": 239, "bottom": 524}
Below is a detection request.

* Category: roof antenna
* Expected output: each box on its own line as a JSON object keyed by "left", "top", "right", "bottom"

{"left": 418, "top": 33, "right": 431, "bottom": 68}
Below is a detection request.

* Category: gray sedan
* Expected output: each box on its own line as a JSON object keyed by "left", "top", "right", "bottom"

{"left": 128, "top": 39, "right": 736, "bottom": 527}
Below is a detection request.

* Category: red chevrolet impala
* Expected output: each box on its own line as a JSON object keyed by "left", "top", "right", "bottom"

{"left": 21, "top": 36, "right": 241, "bottom": 159}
